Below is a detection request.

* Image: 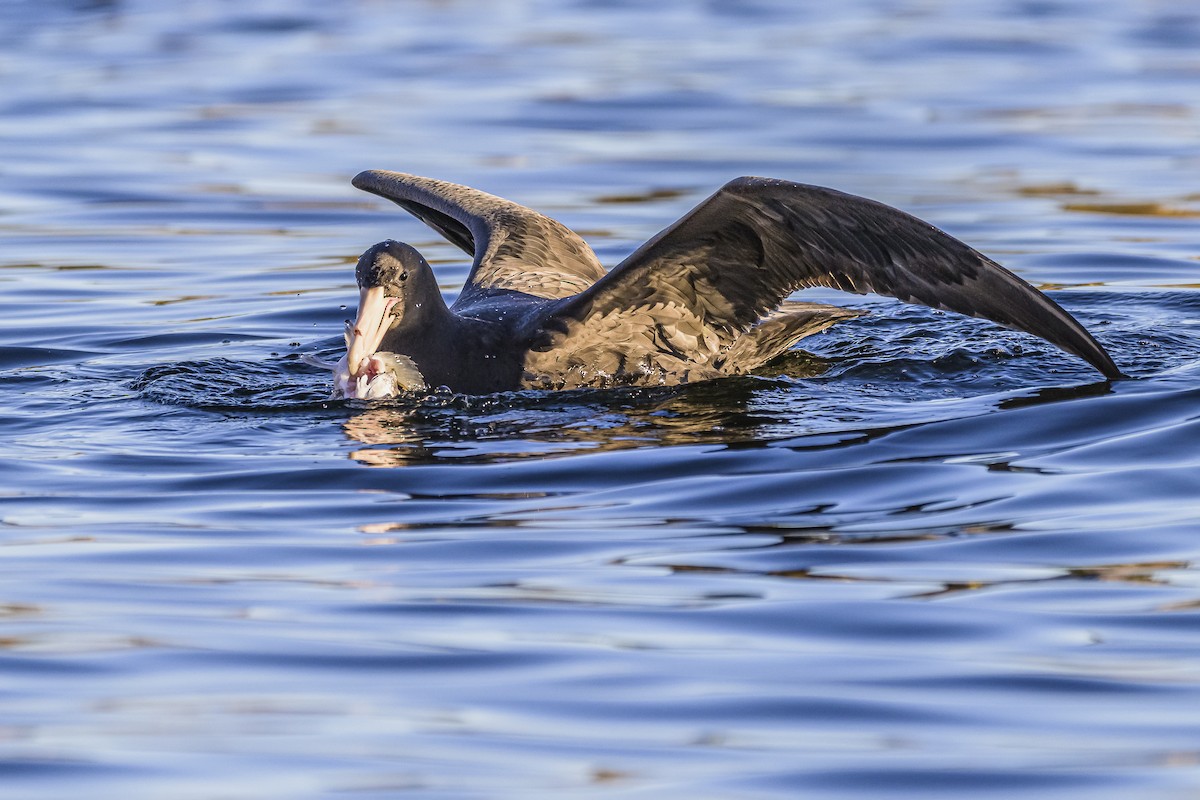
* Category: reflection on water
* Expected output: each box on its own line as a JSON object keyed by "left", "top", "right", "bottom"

{"left": 4, "top": 0, "right": 1200, "bottom": 798}
{"left": 338, "top": 377, "right": 814, "bottom": 466}
{"left": 1062, "top": 201, "right": 1200, "bottom": 219}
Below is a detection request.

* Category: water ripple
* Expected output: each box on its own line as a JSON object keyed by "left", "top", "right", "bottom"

{"left": 4, "top": 1, "right": 1200, "bottom": 798}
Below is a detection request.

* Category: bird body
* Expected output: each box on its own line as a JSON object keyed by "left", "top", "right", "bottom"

{"left": 335, "top": 171, "right": 1120, "bottom": 397}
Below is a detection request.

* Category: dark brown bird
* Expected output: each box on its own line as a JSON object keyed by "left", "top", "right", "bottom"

{"left": 335, "top": 170, "right": 1121, "bottom": 397}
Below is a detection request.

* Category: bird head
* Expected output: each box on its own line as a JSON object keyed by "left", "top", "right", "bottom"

{"left": 343, "top": 240, "right": 438, "bottom": 383}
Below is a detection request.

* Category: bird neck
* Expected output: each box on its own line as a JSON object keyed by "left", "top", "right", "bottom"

{"left": 396, "top": 260, "right": 454, "bottom": 326}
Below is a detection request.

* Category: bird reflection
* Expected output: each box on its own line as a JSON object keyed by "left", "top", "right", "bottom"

{"left": 335, "top": 344, "right": 1111, "bottom": 469}
{"left": 337, "top": 366, "right": 830, "bottom": 468}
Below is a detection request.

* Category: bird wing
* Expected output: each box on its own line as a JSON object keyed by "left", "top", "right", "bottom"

{"left": 352, "top": 170, "right": 607, "bottom": 305}
{"left": 529, "top": 176, "right": 1121, "bottom": 380}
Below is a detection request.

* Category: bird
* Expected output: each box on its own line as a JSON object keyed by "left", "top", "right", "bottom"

{"left": 332, "top": 170, "right": 1121, "bottom": 398}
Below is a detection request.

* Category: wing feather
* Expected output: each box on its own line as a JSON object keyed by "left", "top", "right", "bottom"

{"left": 352, "top": 170, "right": 606, "bottom": 305}
{"left": 535, "top": 177, "right": 1122, "bottom": 380}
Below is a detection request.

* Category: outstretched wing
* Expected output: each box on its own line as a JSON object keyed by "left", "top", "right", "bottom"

{"left": 531, "top": 176, "right": 1121, "bottom": 380}
{"left": 352, "top": 170, "right": 607, "bottom": 305}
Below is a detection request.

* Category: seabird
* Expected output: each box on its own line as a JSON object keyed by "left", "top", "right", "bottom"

{"left": 333, "top": 170, "right": 1121, "bottom": 397}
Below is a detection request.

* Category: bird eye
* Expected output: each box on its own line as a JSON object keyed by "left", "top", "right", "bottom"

{"left": 399, "top": 271, "right": 409, "bottom": 281}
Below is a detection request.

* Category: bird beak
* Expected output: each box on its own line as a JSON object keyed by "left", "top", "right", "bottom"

{"left": 345, "top": 286, "right": 397, "bottom": 377}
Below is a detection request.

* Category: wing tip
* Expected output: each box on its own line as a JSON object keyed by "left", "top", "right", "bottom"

{"left": 352, "top": 169, "right": 389, "bottom": 192}
{"left": 1095, "top": 354, "right": 1127, "bottom": 381}
{"left": 1066, "top": 336, "right": 1124, "bottom": 381}
{"left": 353, "top": 169, "right": 420, "bottom": 194}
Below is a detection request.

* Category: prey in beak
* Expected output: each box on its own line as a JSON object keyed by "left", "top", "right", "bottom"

{"left": 332, "top": 349, "right": 426, "bottom": 399}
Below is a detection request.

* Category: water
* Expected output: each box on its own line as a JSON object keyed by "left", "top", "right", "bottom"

{"left": 3, "top": 1, "right": 1200, "bottom": 797}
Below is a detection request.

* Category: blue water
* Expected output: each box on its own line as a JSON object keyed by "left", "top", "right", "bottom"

{"left": 4, "top": 1, "right": 1200, "bottom": 797}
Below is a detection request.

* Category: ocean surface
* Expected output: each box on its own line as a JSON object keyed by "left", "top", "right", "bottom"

{"left": 3, "top": 1, "right": 1200, "bottom": 797}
